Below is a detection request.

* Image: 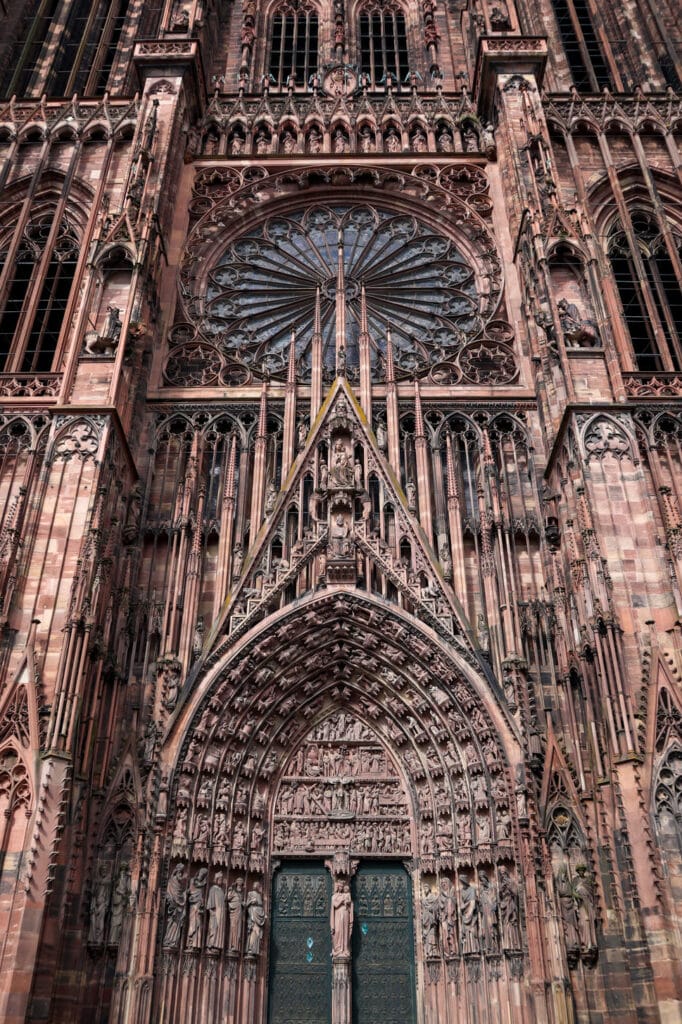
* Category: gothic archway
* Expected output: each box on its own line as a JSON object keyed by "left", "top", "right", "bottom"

{"left": 146, "top": 590, "right": 541, "bottom": 1024}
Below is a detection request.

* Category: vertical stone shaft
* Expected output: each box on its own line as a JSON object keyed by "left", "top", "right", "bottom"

{"left": 249, "top": 383, "right": 269, "bottom": 534}
{"left": 385, "top": 327, "right": 400, "bottom": 475}
{"left": 213, "top": 434, "right": 238, "bottom": 619}
{"left": 282, "top": 330, "right": 297, "bottom": 475}
{"left": 413, "top": 381, "right": 433, "bottom": 543}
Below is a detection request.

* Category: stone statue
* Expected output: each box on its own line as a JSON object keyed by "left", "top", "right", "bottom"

{"left": 353, "top": 459, "right": 363, "bottom": 489}
{"left": 385, "top": 128, "right": 401, "bottom": 152}
{"left": 376, "top": 421, "right": 387, "bottom": 451}
{"left": 227, "top": 877, "right": 245, "bottom": 951}
{"left": 297, "top": 419, "right": 308, "bottom": 449}
{"left": 123, "top": 481, "right": 142, "bottom": 543}
{"left": 333, "top": 128, "right": 348, "bottom": 154}
{"left": 163, "top": 863, "right": 188, "bottom": 948}
{"left": 108, "top": 863, "right": 131, "bottom": 945}
{"left": 439, "top": 876, "right": 458, "bottom": 957}
{"left": 265, "top": 480, "right": 277, "bottom": 514}
{"left": 88, "top": 864, "right": 110, "bottom": 946}
{"left": 557, "top": 297, "right": 599, "bottom": 347}
{"left": 255, "top": 129, "right": 270, "bottom": 154}
{"left": 557, "top": 867, "right": 580, "bottom": 951}
{"left": 406, "top": 480, "right": 417, "bottom": 511}
{"left": 478, "top": 870, "right": 499, "bottom": 952}
{"left": 421, "top": 884, "right": 440, "bottom": 957}
{"left": 246, "top": 882, "right": 266, "bottom": 955}
{"left": 459, "top": 876, "right": 479, "bottom": 953}
{"left": 437, "top": 128, "right": 454, "bottom": 153}
{"left": 359, "top": 126, "right": 374, "bottom": 153}
{"left": 207, "top": 871, "right": 226, "bottom": 950}
{"left": 412, "top": 128, "right": 428, "bottom": 153}
{"left": 330, "top": 880, "right": 353, "bottom": 956}
{"left": 498, "top": 867, "right": 521, "bottom": 949}
{"left": 573, "top": 865, "right": 597, "bottom": 951}
{"left": 308, "top": 127, "right": 322, "bottom": 153}
{"left": 281, "top": 129, "right": 296, "bottom": 154}
{"left": 186, "top": 867, "right": 208, "bottom": 950}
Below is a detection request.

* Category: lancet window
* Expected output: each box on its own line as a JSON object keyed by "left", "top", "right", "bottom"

{"left": 359, "top": 2, "right": 409, "bottom": 87}
{"left": 550, "top": 0, "right": 612, "bottom": 91}
{"left": 268, "top": 2, "right": 319, "bottom": 88}
{"left": 608, "top": 213, "right": 682, "bottom": 372}
{"left": 0, "top": 215, "right": 79, "bottom": 373}
{"left": 1, "top": 0, "right": 131, "bottom": 98}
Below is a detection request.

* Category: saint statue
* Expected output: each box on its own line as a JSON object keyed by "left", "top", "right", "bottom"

{"left": 163, "top": 863, "right": 188, "bottom": 949}
{"left": 246, "top": 883, "right": 266, "bottom": 955}
{"left": 207, "top": 871, "right": 226, "bottom": 950}
{"left": 330, "top": 880, "right": 353, "bottom": 957}
{"left": 227, "top": 877, "right": 245, "bottom": 951}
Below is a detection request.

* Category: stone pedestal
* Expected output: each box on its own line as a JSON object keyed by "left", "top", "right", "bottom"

{"left": 331, "top": 955, "right": 351, "bottom": 1024}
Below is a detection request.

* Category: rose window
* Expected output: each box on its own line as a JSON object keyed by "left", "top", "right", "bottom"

{"left": 200, "top": 204, "right": 488, "bottom": 383}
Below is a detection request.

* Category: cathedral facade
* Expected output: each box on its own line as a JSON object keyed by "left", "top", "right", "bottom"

{"left": 0, "top": 0, "right": 681, "bottom": 1021}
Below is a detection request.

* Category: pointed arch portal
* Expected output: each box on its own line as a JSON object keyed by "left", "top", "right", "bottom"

{"left": 148, "top": 588, "right": 534, "bottom": 1023}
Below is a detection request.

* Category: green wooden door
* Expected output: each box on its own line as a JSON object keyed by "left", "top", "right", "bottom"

{"left": 268, "top": 863, "right": 332, "bottom": 1024}
{"left": 351, "top": 863, "right": 417, "bottom": 1024}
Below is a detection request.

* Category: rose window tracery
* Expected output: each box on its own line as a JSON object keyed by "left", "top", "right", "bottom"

{"left": 201, "top": 204, "right": 485, "bottom": 383}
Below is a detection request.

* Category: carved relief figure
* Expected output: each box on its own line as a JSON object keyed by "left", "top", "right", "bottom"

{"left": 478, "top": 870, "right": 499, "bottom": 952}
{"left": 439, "top": 876, "right": 458, "bottom": 957}
{"left": 207, "top": 871, "right": 226, "bottom": 950}
{"left": 186, "top": 867, "right": 208, "bottom": 950}
{"left": 421, "top": 883, "right": 440, "bottom": 957}
{"left": 246, "top": 882, "right": 266, "bottom": 955}
{"left": 228, "top": 877, "right": 245, "bottom": 951}
{"left": 574, "top": 865, "right": 597, "bottom": 952}
{"left": 498, "top": 867, "right": 521, "bottom": 949}
{"left": 108, "top": 863, "right": 131, "bottom": 945}
{"left": 163, "top": 863, "right": 188, "bottom": 948}
{"left": 460, "top": 875, "right": 479, "bottom": 953}
{"left": 88, "top": 864, "right": 110, "bottom": 946}
{"left": 330, "top": 880, "right": 353, "bottom": 956}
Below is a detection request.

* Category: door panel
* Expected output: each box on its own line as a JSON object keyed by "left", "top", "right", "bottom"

{"left": 351, "top": 863, "right": 417, "bottom": 1024}
{"left": 268, "top": 863, "right": 332, "bottom": 1024}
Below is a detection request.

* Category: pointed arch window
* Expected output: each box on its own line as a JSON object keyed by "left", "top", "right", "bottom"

{"left": 45, "top": 0, "right": 131, "bottom": 97}
{"left": 359, "top": 2, "right": 409, "bottom": 88}
{"left": 0, "top": 0, "right": 60, "bottom": 98}
{"left": 550, "top": 0, "right": 612, "bottom": 91}
{"left": 608, "top": 213, "right": 682, "bottom": 372}
{"left": 268, "top": 2, "right": 319, "bottom": 88}
{"left": 0, "top": 215, "right": 78, "bottom": 373}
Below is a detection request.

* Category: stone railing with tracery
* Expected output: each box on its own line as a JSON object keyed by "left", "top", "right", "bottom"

{"left": 623, "top": 372, "right": 682, "bottom": 399}
{"left": 0, "top": 374, "right": 62, "bottom": 399}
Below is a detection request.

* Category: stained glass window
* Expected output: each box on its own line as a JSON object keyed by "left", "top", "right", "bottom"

{"left": 203, "top": 204, "right": 482, "bottom": 383}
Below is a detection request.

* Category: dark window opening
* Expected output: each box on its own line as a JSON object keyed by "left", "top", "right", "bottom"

{"left": 551, "top": 0, "right": 612, "bottom": 91}
{"left": 0, "top": 257, "right": 35, "bottom": 372}
{"left": 21, "top": 255, "right": 77, "bottom": 372}
{"left": 1, "top": 0, "right": 60, "bottom": 98}
{"left": 268, "top": 10, "right": 319, "bottom": 88}
{"left": 359, "top": 7, "right": 408, "bottom": 87}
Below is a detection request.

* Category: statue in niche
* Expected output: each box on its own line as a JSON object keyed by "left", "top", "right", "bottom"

{"left": 498, "top": 867, "right": 521, "bottom": 949}
{"left": 406, "top": 479, "right": 417, "bottom": 511}
{"left": 437, "top": 127, "right": 454, "bottom": 153}
{"left": 557, "top": 297, "right": 599, "bottom": 348}
{"left": 412, "top": 128, "right": 428, "bottom": 153}
{"left": 281, "top": 129, "right": 297, "bottom": 154}
{"left": 359, "top": 126, "right": 374, "bottom": 153}
{"left": 162, "top": 660, "right": 181, "bottom": 710}
{"left": 421, "top": 884, "right": 441, "bottom": 957}
{"left": 227, "top": 877, "right": 245, "bottom": 951}
{"left": 308, "top": 127, "right": 323, "bottom": 153}
{"left": 246, "top": 882, "right": 266, "bottom": 955}
{"left": 88, "top": 864, "right": 110, "bottom": 946}
{"left": 207, "top": 871, "right": 226, "bottom": 950}
{"left": 232, "top": 543, "right": 244, "bottom": 578}
{"left": 123, "top": 481, "right": 143, "bottom": 543}
{"left": 254, "top": 129, "right": 270, "bottom": 154}
{"left": 330, "top": 879, "right": 353, "bottom": 956}
{"left": 229, "top": 132, "right": 245, "bottom": 155}
{"left": 478, "top": 870, "right": 499, "bottom": 952}
{"left": 333, "top": 128, "right": 349, "bottom": 154}
{"left": 556, "top": 867, "right": 580, "bottom": 952}
{"left": 462, "top": 124, "right": 479, "bottom": 152}
{"left": 163, "top": 863, "right": 188, "bottom": 948}
{"left": 331, "top": 439, "right": 353, "bottom": 486}
{"left": 459, "top": 875, "right": 479, "bottom": 953}
{"left": 574, "top": 865, "right": 598, "bottom": 952}
{"left": 186, "top": 867, "right": 208, "bottom": 950}
{"left": 265, "top": 480, "right": 277, "bottom": 514}
{"left": 375, "top": 420, "right": 387, "bottom": 451}
{"left": 439, "top": 876, "right": 459, "bottom": 957}
{"left": 490, "top": 3, "right": 511, "bottom": 30}
{"left": 108, "top": 863, "right": 131, "bottom": 945}
{"left": 385, "top": 128, "right": 401, "bottom": 152}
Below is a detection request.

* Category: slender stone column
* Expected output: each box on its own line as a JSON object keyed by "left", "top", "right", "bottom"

{"left": 332, "top": 955, "right": 352, "bottom": 1024}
